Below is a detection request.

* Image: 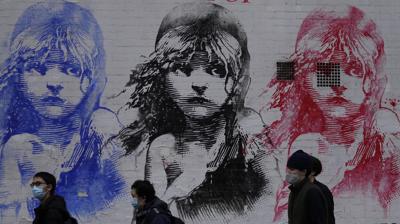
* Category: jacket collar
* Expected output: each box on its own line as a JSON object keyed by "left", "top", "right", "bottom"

{"left": 35, "top": 195, "right": 55, "bottom": 210}
{"left": 289, "top": 178, "right": 309, "bottom": 192}
{"left": 136, "top": 197, "right": 160, "bottom": 217}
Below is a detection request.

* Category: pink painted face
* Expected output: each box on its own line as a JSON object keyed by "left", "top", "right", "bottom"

{"left": 304, "top": 58, "right": 368, "bottom": 120}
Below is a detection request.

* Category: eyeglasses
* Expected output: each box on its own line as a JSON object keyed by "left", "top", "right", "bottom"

{"left": 30, "top": 182, "right": 46, "bottom": 187}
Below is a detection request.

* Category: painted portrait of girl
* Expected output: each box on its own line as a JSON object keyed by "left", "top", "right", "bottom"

{"left": 0, "top": 1, "right": 124, "bottom": 222}
{"left": 262, "top": 5, "right": 400, "bottom": 221}
{"left": 114, "top": 2, "right": 275, "bottom": 223}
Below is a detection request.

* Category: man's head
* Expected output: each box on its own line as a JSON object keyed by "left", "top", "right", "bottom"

{"left": 131, "top": 180, "right": 156, "bottom": 209}
{"left": 286, "top": 150, "right": 311, "bottom": 185}
{"left": 30, "top": 172, "right": 56, "bottom": 201}
{"left": 308, "top": 155, "right": 322, "bottom": 183}
{"left": 310, "top": 155, "right": 322, "bottom": 177}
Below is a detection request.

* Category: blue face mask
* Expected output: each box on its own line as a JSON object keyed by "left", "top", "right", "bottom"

{"left": 32, "top": 186, "right": 46, "bottom": 200}
{"left": 131, "top": 197, "right": 139, "bottom": 209}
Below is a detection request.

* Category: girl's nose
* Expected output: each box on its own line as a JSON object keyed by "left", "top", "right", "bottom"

{"left": 47, "top": 84, "right": 64, "bottom": 95}
{"left": 331, "top": 85, "right": 347, "bottom": 95}
{"left": 191, "top": 83, "right": 208, "bottom": 95}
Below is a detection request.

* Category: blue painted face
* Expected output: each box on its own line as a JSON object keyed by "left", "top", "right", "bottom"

{"left": 19, "top": 49, "right": 89, "bottom": 119}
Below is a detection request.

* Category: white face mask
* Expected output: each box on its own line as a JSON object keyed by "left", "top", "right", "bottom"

{"left": 285, "top": 173, "right": 301, "bottom": 185}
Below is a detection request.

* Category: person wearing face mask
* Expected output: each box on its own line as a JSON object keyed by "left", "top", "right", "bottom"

{"left": 131, "top": 180, "right": 184, "bottom": 224}
{"left": 286, "top": 150, "right": 328, "bottom": 224}
{"left": 31, "top": 172, "right": 77, "bottom": 224}
{"left": 309, "top": 156, "right": 335, "bottom": 224}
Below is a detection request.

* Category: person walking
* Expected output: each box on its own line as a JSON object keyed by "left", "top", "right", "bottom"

{"left": 31, "top": 172, "right": 77, "bottom": 224}
{"left": 131, "top": 180, "right": 183, "bottom": 224}
{"left": 286, "top": 150, "right": 328, "bottom": 224}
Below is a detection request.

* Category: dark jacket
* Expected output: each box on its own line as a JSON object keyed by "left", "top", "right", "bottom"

{"left": 33, "top": 195, "right": 70, "bottom": 224}
{"left": 314, "top": 180, "right": 335, "bottom": 224}
{"left": 135, "top": 197, "right": 171, "bottom": 224}
{"left": 288, "top": 178, "right": 328, "bottom": 224}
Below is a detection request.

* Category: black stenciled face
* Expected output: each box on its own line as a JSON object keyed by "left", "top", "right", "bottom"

{"left": 165, "top": 50, "right": 233, "bottom": 119}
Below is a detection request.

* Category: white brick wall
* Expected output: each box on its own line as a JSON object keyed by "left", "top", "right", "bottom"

{"left": 1, "top": 0, "right": 400, "bottom": 223}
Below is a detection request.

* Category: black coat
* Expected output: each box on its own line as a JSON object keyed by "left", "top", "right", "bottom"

{"left": 135, "top": 197, "right": 172, "bottom": 224}
{"left": 33, "top": 195, "right": 70, "bottom": 224}
{"left": 314, "top": 180, "right": 335, "bottom": 224}
{"left": 288, "top": 178, "right": 328, "bottom": 224}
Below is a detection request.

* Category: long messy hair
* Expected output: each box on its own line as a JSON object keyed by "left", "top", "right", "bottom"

{"left": 119, "top": 4, "right": 250, "bottom": 154}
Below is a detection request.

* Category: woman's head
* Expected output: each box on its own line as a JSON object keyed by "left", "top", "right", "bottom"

{"left": 131, "top": 180, "right": 155, "bottom": 208}
{"left": 4, "top": 0, "right": 106, "bottom": 120}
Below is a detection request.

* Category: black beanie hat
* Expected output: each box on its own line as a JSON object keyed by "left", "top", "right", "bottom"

{"left": 287, "top": 150, "right": 311, "bottom": 171}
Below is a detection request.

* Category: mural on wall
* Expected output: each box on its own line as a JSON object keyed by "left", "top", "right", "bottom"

{"left": 0, "top": 1, "right": 399, "bottom": 224}
{"left": 0, "top": 0, "right": 124, "bottom": 221}
{"left": 259, "top": 5, "right": 400, "bottom": 221}
{"left": 114, "top": 2, "right": 274, "bottom": 222}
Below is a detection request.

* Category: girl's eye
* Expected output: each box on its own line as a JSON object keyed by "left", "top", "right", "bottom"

{"left": 178, "top": 65, "right": 192, "bottom": 76}
{"left": 32, "top": 64, "right": 47, "bottom": 76}
{"left": 170, "top": 63, "right": 180, "bottom": 72}
{"left": 346, "top": 67, "right": 363, "bottom": 78}
{"left": 170, "top": 63, "right": 192, "bottom": 77}
{"left": 61, "top": 63, "right": 82, "bottom": 77}
{"left": 65, "top": 66, "right": 81, "bottom": 77}
{"left": 210, "top": 65, "right": 227, "bottom": 78}
{"left": 26, "top": 62, "right": 45, "bottom": 75}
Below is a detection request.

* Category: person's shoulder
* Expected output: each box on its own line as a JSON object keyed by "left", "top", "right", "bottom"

{"left": 148, "top": 207, "right": 172, "bottom": 224}
{"left": 303, "top": 180, "right": 321, "bottom": 192}
{"left": 48, "top": 195, "right": 66, "bottom": 208}
{"left": 147, "top": 197, "right": 171, "bottom": 216}
{"left": 315, "top": 180, "right": 330, "bottom": 191}
{"left": 152, "top": 197, "right": 170, "bottom": 211}
{"left": 304, "top": 181, "right": 325, "bottom": 198}
{"left": 45, "top": 195, "right": 68, "bottom": 216}
{"left": 43, "top": 198, "right": 71, "bottom": 223}
{"left": 315, "top": 180, "right": 333, "bottom": 197}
